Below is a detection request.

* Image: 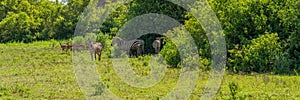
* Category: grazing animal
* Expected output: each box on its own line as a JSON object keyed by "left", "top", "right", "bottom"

{"left": 130, "top": 40, "right": 144, "bottom": 57}
{"left": 89, "top": 40, "right": 103, "bottom": 61}
{"left": 152, "top": 39, "right": 161, "bottom": 54}
{"left": 59, "top": 42, "right": 72, "bottom": 52}
{"left": 111, "top": 37, "right": 144, "bottom": 57}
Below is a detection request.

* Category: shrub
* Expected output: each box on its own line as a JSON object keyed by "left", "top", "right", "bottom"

{"left": 160, "top": 27, "right": 201, "bottom": 69}
{"left": 97, "top": 32, "right": 112, "bottom": 57}
{"left": 229, "top": 81, "right": 239, "bottom": 100}
{"left": 228, "top": 32, "right": 291, "bottom": 73}
{"left": 73, "top": 36, "right": 86, "bottom": 44}
{"left": 287, "top": 32, "right": 300, "bottom": 70}
{"left": 160, "top": 37, "right": 181, "bottom": 67}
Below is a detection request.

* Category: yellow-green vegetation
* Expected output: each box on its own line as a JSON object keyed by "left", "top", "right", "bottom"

{"left": 1, "top": 0, "right": 299, "bottom": 99}
{"left": 1, "top": 0, "right": 299, "bottom": 72}
{"left": 1, "top": 41, "right": 299, "bottom": 99}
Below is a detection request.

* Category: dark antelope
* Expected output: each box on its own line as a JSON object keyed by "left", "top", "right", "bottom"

{"left": 59, "top": 42, "right": 72, "bottom": 52}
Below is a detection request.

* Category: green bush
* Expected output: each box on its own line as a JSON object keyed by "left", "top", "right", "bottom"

{"left": 160, "top": 27, "right": 202, "bottom": 69}
{"left": 96, "top": 32, "right": 111, "bottom": 57}
{"left": 184, "top": 13, "right": 211, "bottom": 59}
{"left": 229, "top": 81, "right": 239, "bottom": 100}
{"left": 160, "top": 38, "right": 181, "bottom": 67}
{"left": 72, "top": 36, "right": 86, "bottom": 45}
{"left": 0, "top": 12, "right": 40, "bottom": 43}
{"left": 287, "top": 32, "right": 300, "bottom": 70}
{"left": 209, "top": 0, "right": 299, "bottom": 47}
{"left": 228, "top": 33, "right": 292, "bottom": 73}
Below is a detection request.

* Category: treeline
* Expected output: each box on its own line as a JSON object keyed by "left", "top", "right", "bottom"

{"left": 0, "top": 0, "right": 90, "bottom": 42}
{"left": 211, "top": 0, "right": 299, "bottom": 73}
{"left": 0, "top": 0, "right": 299, "bottom": 73}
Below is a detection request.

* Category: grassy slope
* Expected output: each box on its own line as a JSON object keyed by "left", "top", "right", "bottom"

{"left": 0, "top": 41, "right": 299, "bottom": 99}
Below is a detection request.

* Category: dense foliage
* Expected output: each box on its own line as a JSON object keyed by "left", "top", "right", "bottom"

{"left": 0, "top": 0, "right": 299, "bottom": 73}
{"left": 228, "top": 33, "right": 292, "bottom": 73}
{"left": 0, "top": 0, "right": 90, "bottom": 42}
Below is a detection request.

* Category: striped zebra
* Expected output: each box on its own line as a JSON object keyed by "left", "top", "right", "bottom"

{"left": 130, "top": 40, "right": 144, "bottom": 57}
{"left": 152, "top": 38, "right": 161, "bottom": 54}
{"left": 111, "top": 37, "right": 144, "bottom": 57}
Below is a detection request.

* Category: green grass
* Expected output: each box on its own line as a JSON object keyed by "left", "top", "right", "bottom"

{"left": 0, "top": 41, "right": 300, "bottom": 99}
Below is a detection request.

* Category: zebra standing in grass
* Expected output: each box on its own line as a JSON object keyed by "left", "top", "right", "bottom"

{"left": 111, "top": 37, "right": 144, "bottom": 57}
{"left": 130, "top": 40, "right": 144, "bottom": 57}
{"left": 152, "top": 38, "right": 161, "bottom": 54}
{"left": 89, "top": 40, "right": 103, "bottom": 61}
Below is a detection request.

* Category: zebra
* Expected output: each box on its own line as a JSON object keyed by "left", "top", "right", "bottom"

{"left": 111, "top": 37, "right": 144, "bottom": 57}
{"left": 130, "top": 40, "right": 144, "bottom": 57}
{"left": 88, "top": 40, "right": 103, "bottom": 61}
{"left": 152, "top": 38, "right": 161, "bottom": 54}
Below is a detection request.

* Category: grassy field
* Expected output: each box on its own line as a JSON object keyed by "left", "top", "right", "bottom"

{"left": 1, "top": 41, "right": 300, "bottom": 99}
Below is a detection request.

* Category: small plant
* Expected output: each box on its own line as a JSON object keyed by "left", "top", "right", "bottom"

{"left": 294, "top": 69, "right": 299, "bottom": 76}
{"left": 229, "top": 81, "right": 239, "bottom": 100}
{"left": 262, "top": 75, "right": 270, "bottom": 92}
{"left": 91, "top": 82, "right": 106, "bottom": 96}
{"left": 0, "top": 86, "right": 10, "bottom": 97}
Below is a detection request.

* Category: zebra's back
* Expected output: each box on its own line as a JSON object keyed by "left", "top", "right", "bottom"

{"left": 112, "top": 37, "right": 144, "bottom": 56}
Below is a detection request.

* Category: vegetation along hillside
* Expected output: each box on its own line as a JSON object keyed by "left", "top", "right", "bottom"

{"left": 0, "top": 0, "right": 299, "bottom": 99}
